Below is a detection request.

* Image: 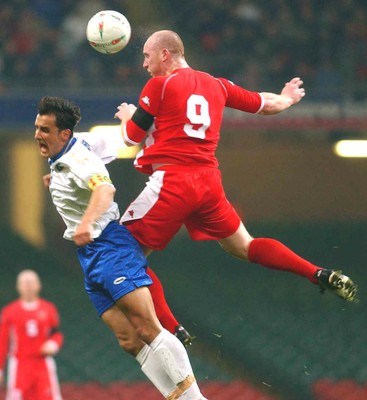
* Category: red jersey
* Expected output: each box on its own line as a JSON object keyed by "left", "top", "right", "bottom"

{"left": 125, "top": 67, "right": 263, "bottom": 174}
{"left": 0, "top": 299, "right": 63, "bottom": 369}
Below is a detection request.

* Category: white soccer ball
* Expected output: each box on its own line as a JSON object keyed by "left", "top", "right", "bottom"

{"left": 86, "top": 10, "right": 131, "bottom": 54}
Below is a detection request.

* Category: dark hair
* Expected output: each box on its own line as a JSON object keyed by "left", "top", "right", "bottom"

{"left": 37, "top": 96, "right": 81, "bottom": 132}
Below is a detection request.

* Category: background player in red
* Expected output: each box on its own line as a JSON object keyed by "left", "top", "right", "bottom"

{"left": 0, "top": 269, "right": 63, "bottom": 400}
{"left": 115, "top": 30, "right": 357, "bottom": 302}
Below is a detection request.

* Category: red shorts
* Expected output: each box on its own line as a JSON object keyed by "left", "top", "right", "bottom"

{"left": 6, "top": 356, "right": 62, "bottom": 400}
{"left": 121, "top": 166, "right": 241, "bottom": 250}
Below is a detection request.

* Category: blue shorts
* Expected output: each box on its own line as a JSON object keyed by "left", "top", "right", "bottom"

{"left": 77, "top": 221, "right": 152, "bottom": 316}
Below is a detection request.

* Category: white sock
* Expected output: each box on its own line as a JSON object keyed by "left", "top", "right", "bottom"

{"left": 181, "top": 386, "right": 208, "bottom": 400}
{"left": 150, "top": 329, "right": 204, "bottom": 399}
{"left": 136, "top": 344, "right": 176, "bottom": 397}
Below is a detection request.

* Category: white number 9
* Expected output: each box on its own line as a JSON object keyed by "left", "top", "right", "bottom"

{"left": 183, "top": 94, "right": 210, "bottom": 139}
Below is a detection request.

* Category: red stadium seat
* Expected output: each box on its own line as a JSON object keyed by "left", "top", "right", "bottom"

{"left": 313, "top": 379, "right": 367, "bottom": 400}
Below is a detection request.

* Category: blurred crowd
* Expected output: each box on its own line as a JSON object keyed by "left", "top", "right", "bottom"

{"left": 0, "top": 0, "right": 366, "bottom": 100}
{"left": 168, "top": 0, "right": 367, "bottom": 100}
{"left": 0, "top": 0, "right": 147, "bottom": 92}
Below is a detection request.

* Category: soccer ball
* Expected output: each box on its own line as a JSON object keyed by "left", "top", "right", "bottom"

{"left": 86, "top": 10, "right": 131, "bottom": 54}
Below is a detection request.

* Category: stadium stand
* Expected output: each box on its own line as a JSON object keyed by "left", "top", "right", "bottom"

{"left": 149, "top": 222, "right": 366, "bottom": 400}
{"left": 0, "top": 381, "right": 282, "bottom": 400}
{"left": 1, "top": 1, "right": 367, "bottom": 399}
{"left": 313, "top": 379, "right": 367, "bottom": 400}
{"left": 0, "top": 221, "right": 366, "bottom": 399}
{"left": 0, "top": 226, "right": 280, "bottom": 399}
{"left": 0, "top": 0, "right": 366, "bottom": 99}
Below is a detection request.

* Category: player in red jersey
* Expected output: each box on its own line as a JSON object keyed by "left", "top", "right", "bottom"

{"left": 115, "top": 30, "right": 357, "bottom": 302}
{"left": 0, "top": 270, "right": 63, "bottom": 400}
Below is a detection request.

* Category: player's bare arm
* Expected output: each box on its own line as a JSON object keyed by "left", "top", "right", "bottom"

{"left": 73, "top": 184, "right": 116, "bottom": 246}
{"left": 115, "top": 102, "right": 137, "bottom": 122}
{"left": 43, "top": 173, "right": 51, "bottom": 189}
{"left": 259, "top": 77, "right": 305, "bottom": 115}
{"left": 115, "top": 102, "right": 137, "bottom": 146}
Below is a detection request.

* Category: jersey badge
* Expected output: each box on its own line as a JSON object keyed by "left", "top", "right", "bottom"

{"left": 142, "top": 96, "right": 150, "bottom": 107}
{"left": 37, "top": 311, "right": 48, "bottom": 320}
{"left": 81, "top": 139, "right": 91, "bottom": 151}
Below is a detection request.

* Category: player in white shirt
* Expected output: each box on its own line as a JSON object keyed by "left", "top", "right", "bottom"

{"left": 34, "top": 96, "right": 206, "bottom": 400}
{"left": 42, "top": 130, "right": 194, "bottom": 346}
{"left": 48, "top": 135, "right": 120, "bottom": 240}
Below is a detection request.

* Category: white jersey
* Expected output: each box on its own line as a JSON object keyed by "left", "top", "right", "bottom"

{"left": 49, "top": 133, "right": 120, "bottom": 240}
{"left": 76, "top": 130, "right": 125, "bottom": 165}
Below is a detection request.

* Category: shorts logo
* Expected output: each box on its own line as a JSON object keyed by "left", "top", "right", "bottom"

{"left": 113, "top": 276, "right": 126, "bottom": 285}
{"left": 128, "top": 210, "right": 134, "bottom": 217}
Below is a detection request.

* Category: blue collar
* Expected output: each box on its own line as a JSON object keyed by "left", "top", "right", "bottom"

{"left": 48, "top": 137, "right": 77, "bottom": 165}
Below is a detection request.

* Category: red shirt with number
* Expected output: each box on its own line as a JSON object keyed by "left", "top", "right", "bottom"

{"left": 0, "top": 299, "right": 63, "bottom": 369}
{"left": 124, "top": 67, "right": 263, "bottom": 174}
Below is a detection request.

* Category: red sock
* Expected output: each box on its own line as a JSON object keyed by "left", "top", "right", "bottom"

{"left": 146, "top": 266, "right": 179, "bottom": 333}
{"left": 248, "top": 238, "right": 321, "bottom": 283}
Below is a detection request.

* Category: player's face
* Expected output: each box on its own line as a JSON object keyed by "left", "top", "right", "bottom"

{"left": 143, "top": 39, "right": 165, "bottom": 77}
{"left": 16, "top": 271, "right": 41, "bottom": 301}
{"left": 34, "top": 114, "right": 71, "bottom": 159}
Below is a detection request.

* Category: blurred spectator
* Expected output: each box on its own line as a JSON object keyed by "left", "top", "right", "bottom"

{"left": 314, "top": 59, "right": 342, "bottom": 101}
{"left": 60, "top": 0, "right": 105, "bottom": 59}
{"left": 30, "top": 0, "right": 69, "bottom": 27}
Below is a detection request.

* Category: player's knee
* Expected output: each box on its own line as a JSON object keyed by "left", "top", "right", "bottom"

{"left": 115, "top": 333, "right": 141, "bottom": 355}
{"left": 134, "top": 325, "right": 151, "bottom": 343}
{"left": 218, "top": 241, "right": 249, "bottom": 260}
{"left": 218, "top": 225, "right": 253, "bottom": 260}
{"left": 218, "top": 231, "right": 253, "bottom": 260}
{"left": 230, "top": 248, "right": 249, "bottom": 260}
{"left": 134, "top": 322, "right": 161, "bottom": 345}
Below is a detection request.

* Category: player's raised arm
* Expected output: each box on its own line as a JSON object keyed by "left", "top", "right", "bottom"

{"left": 115, "top": 102, "right": 138, "bottom": 146}
{"left": 259, "top": 77, "right": 305, "bottom": 115}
